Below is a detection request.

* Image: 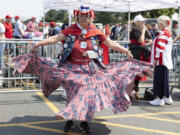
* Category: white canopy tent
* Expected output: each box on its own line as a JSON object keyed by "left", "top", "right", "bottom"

{"left": 43, "top": 0, "right": 180, "bottom": 38}
{"left": 43, "top": 0, "right": 179, "bottom": 13}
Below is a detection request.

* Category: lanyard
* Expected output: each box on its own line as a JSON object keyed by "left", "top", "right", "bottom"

{"left": 76, "top": 23, "right": 87, "bottom": 36}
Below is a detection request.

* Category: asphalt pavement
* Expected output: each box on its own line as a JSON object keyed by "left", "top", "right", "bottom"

{"left": 0, "top": 87, "right": 180, "bottom": 135}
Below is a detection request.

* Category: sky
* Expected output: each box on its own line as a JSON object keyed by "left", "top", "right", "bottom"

{"left": 0, "top": 0, "right": 44, "bottom": 21}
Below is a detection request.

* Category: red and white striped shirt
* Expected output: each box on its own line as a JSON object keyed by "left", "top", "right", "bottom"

{"left": 150, "top": 28, "right": 173, "bottom": 69}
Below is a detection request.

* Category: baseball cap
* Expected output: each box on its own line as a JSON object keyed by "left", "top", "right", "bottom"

{"left": 38, "top": 22, "right": 43, "bottom": 26}
{"left": 133, "top": 14, "right": 145, "bottom": 22}
{"left": 32, "top": 16, "right": 36, "bottom": 19}
{"left": 15, "top": 16, "right": 20, "bottom": 19}
{"left": 50, "top": 21, "right": 56, "bottom": 26}
{"left": 5, "top": 14, "right": 12, "bottom": 19}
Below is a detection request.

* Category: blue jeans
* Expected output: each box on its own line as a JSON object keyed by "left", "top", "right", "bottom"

{"left": 0, "top": 43, "right": 5, "bottom": 70}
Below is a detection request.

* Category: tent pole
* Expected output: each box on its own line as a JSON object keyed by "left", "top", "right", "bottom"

{"left": 42, "top": 8, "right": 46, "bottom": 39}
{"left": 68, "top": 10, "right": 72, "bottom": 26}
{"left": 128, "top": 12, "right": 131, "bottom": 41}
{"left": 127, "top": 0, "right": 131, "bottom": 41}
{"left": 178, "top": 7, "right": 180, "bottom": 34}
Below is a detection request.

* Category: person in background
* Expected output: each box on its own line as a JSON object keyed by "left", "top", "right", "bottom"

{"left": 150, "top": 15, "right": 173, "bottom": 106}
{"left": 4, "top": 15, "right": 13, "bottom": 39}
{"left": 172, "top": 23, "right": 178, "bottom": 39}
{"left": 173, "top": 34, "right": 180, "bottom": 43}
{"left": 55, "top": 24, "right": 61, "bottom": 33}
{"left": 13, "top": 16, "right": 24, "bottom": 39}
{"left": 47, "top": 21, "right": 59, "bottom": 58}
{"left": 26, "top": 17, "right": 37, "bottom": 33}
{"left": 0, "top": 17, "right": 5, "bottom": 76}
{"left": 13, "top": 15, "right": 24, "bottom": 56}
{"left": 115, "top": 23, "right": 122, "bottom": 40}
{"left": 129, "top": 14, "right": 152, "bottom": 100}
{"left": 120, "top": 23, "right": 128, "bottom": 41}
{"left": 105, "top": 24, "right": 111, "bottom": 37}
{"left": 43, "top": 23, "right": 49, "bottom": 39}
{"left": 26, "top": 17, "right": 43, "bottom": 38}
{"left": 152, "top": 24, "right": 159, "bottom": 37}
{"left": 4, "top": 14, "right": 13, "bottom": 55}
{"left": 61, "top": 20, "right": 69, "bottom": 30}
{"left": 38, "top": 22, "right": 43, "bottom": 32}
{"left": 12, "top": 5, "right": 152, "bottom": 134}
{"left": 48, "top": 22, "right": 59, "bottom": 37}
{"left": 110, "top": 24, "right": 118, "bottom": 40}
{"left": 102, "top": 24, "right": 111, "bottom": 64}
{"left": 146, "top": 24, "right": 155, "bottom": 39}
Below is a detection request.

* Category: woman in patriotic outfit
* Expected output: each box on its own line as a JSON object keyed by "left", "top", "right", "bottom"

{"left": 150, "top": 15, "right": 173, "bottom": 106}
{"left": 13, "top": 5, "right": 153, "bottom": 134}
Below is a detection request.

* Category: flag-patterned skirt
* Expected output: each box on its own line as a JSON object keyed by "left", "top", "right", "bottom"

{"left": 13, "top": 54, "right": 153, "bottom": 121}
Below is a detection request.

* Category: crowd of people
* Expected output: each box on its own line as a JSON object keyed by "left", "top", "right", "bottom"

{"left": 0, "top": 14, "right": 67, "bottom": 82}
{"left": 0, "top": 5, "right": 179, "bottom": 134}
{"left": 0, "top": 15, "right": 63, "bottom": 40}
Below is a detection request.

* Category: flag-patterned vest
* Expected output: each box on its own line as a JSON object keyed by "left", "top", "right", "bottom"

{"left": 58, "top": 34, "right": 108, "bottom": 68}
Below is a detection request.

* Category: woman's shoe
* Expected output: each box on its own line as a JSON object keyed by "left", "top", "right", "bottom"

{"left": 80, "top": 121, "right": 91, "bottom": 134}
{"left": 149, "top": 97, "right": 165, "bottom": 106}
{"left": 64, "top": 120, "right": 74, "bottom": 132}
{"left": 164, "top": 96, "right": 173, "bottom": 105}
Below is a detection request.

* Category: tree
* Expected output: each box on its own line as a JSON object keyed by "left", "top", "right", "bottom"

{"left": 94, "top": 11, "right": 122, "bottom": 25}
{"left": 122, "top": 8, "right": 176, "bottom": 22}
{"left": 45, "top": 10, "right": 68, "bottom": 22}
{"left": 44, "top": 8, "right": 177, "bottom": 25}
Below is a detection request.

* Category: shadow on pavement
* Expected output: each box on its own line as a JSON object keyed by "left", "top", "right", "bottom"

{"left": 0, "top": 115, "right": 111, "bottom": 135}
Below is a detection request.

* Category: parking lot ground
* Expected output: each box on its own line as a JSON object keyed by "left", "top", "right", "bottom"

{"left": 0, "top": 87, "right": 180, "bottom": 135}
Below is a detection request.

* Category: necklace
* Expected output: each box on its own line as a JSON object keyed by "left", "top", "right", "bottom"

{"left": 77, "top": 23, "right": 87, "bottom": 36}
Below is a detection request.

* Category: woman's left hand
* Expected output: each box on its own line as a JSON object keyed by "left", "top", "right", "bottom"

{"left": 30, "top": 44, "right": 38, "bottom": 54}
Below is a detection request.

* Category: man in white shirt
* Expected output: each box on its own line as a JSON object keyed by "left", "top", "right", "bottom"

{"left": 13, "top": 16, "right": 24, "bottom": 39}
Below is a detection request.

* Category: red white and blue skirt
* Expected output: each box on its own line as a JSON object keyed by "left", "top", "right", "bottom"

{"left": 13, "top": 54, "right": 153, "bottom": 121}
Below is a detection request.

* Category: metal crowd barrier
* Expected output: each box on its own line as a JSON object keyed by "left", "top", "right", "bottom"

{"left": 0, "top": 39, "right": 63, "bottom": 93}
{"left": 110, "top": 41, "right": 180, "bottom": 91}
{"left": 0, "top": 39, "right": 179, "bottom": 93}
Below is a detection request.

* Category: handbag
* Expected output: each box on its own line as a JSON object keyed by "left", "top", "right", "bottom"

{"left": 143, "top": 89, "right": 155, "bottom": 101}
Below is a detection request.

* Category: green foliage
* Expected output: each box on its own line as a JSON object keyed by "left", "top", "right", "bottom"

{"left": 122, "top": 8, "right": 176, "bottom": 21}
{"left": 44, "top": 8, "right": 176, "bottom": 25}
{"left": 94, "top": 11, "right": 122, "bottom": 25}
{"left": 45, "top": 10, "right": 68, "bottom": 23}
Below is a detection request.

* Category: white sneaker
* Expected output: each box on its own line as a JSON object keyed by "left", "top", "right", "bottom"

{"left": 164, "top": 96, "right": 173, "bottom": 105}
{"left": 149, "top": 97, "right": 165, "bottom": 106}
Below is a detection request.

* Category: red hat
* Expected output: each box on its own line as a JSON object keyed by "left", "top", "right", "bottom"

{"left": 74, "top": 5, "right": 95, "bottom": 19}
{"left": 15, "top": 16, "right": 20, "bottom": 19}
{"left": 32, "top": 16, "right": 36, "bottom": 19}
{"left": 5, "top": 14, "right": 12, "bottom": 19}
{"left": 50, "top": 21, "right": 56, "bottom": 26}
{"left": 38, "top": 22, "right": 43, "bottom": 26}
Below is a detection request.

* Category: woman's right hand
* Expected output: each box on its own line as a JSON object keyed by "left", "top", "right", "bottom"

{"left": 30, "top": 44, "right": 38, "bottom": 54}
{"left": 142, "top": 24, "right": 147, "bottom": 31}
